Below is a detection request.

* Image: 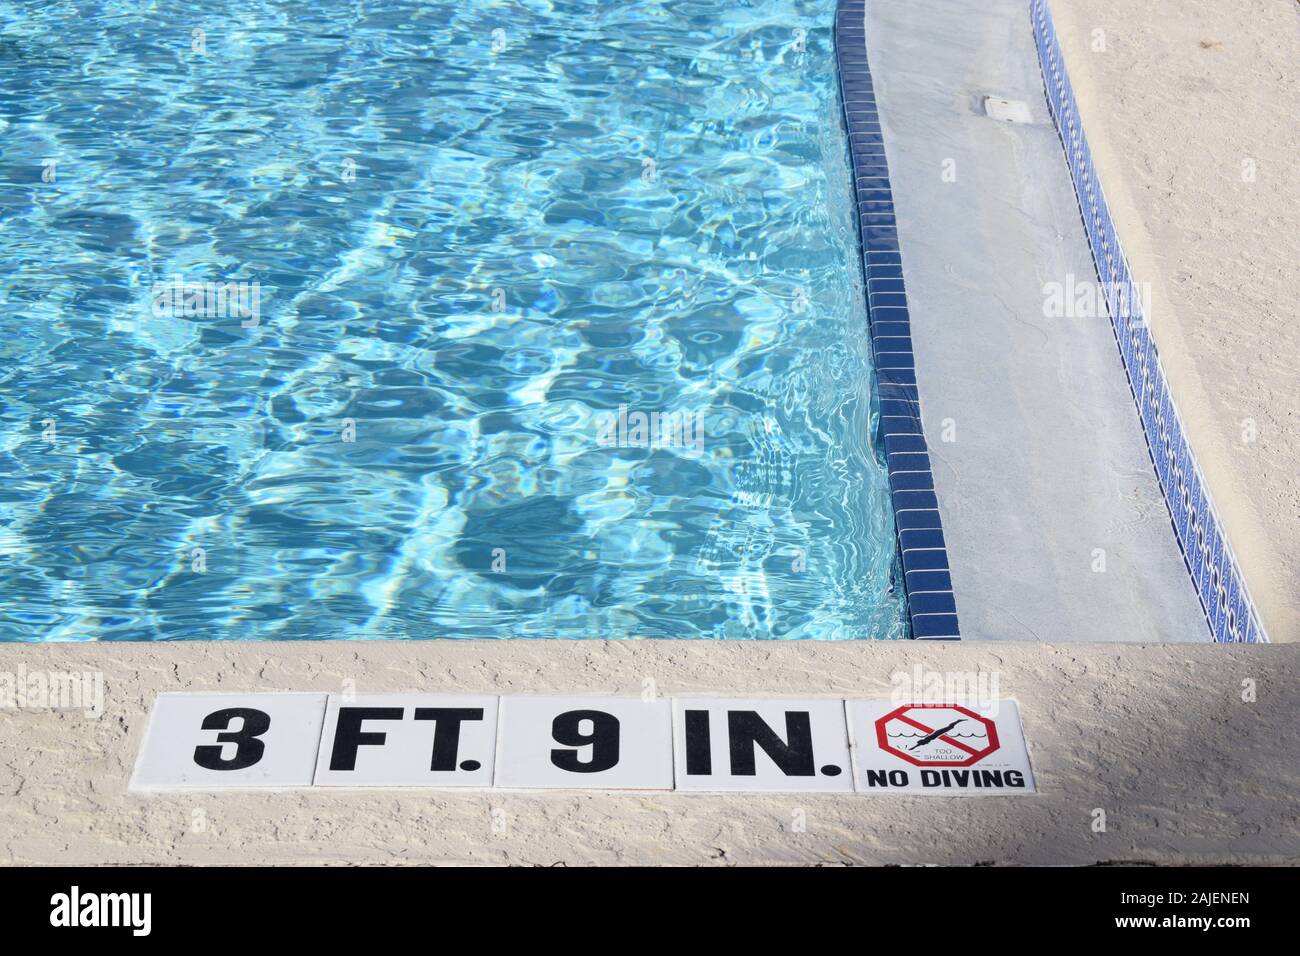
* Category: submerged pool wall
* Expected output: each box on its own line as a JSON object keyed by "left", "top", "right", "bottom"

{"left": 834, "top": 0, "right": 960, "bottom": 641}
{"left": 1031, "top": 0, "right": 1267, "bottom": 643}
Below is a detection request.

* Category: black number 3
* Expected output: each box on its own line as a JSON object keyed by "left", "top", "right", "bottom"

{"left": 193, "top": 708, "right": 271, "bottom": 771}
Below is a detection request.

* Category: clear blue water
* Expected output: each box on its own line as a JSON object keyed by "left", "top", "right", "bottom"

{"left": 0, "top": 0, "right": 904, "bottom": 640}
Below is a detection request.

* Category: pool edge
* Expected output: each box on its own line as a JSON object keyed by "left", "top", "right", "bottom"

{"left": 834, "top": 0, "right": 960, "bottom": 641}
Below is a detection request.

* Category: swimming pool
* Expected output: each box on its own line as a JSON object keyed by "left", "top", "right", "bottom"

{"left": 0, "top": 0, "right": 906, "bottom": 640}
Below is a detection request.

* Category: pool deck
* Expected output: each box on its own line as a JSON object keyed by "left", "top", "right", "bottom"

{"left": 864, "top": 0, "right": 1209, "bottom": 641}
{"left": 1, "top": 640, "right": 1295, "bottom": 865}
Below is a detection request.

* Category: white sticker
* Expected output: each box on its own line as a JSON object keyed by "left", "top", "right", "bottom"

{"left": 131, "top": 693, "right": 327, "bottom": 790}
{"left": 847, "top": 700, "right": 1036, "bottom": 794}
{"left": 671, "top": 697, "right": 854, "bottom": 792}
{"left": 313, "top": 695, "right": 499, "bottom": 787}
{"left": 494, "top": 696, "right": 673, "bottom": 790}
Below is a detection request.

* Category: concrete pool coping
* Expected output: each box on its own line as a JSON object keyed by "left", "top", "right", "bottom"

{"left": 1, "top": 640, "right": 1295, "bottom": 865}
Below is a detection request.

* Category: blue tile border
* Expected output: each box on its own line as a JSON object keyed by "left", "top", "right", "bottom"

{"left": 1031, "top": 0, "right": 1266, "bottom": 643}
{"left": 833, "top": 0, "right": 960, "bottom": 640}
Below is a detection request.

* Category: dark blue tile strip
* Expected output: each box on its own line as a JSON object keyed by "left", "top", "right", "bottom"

{"left": 834, "top": 0, "right": 960, "bottom": 640}
{"left": 1030, "top": 0, "right": 1266, "bottom": 643}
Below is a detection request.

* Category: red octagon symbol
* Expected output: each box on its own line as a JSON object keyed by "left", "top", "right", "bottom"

{"left": 875, "top": 704, "right": 1000, "bottom": 767}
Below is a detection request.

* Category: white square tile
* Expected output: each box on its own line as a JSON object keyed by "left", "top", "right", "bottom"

{"left": 131, "top": 693, "right": 327, "bottom": 791}
{"left": 313, "top": 695, "right": 498, "bottom": 787}
{"left": 672, "top": 697, "right": 853, "bottom": 792}
{"left": 494, "top": 696, "right": 672, "bottom": 790}
{"left": 847, "top": 699, "right": 1036, "bottom": 794}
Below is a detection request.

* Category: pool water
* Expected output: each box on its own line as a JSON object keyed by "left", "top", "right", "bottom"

{"left": 0, "top": 0, "right": 905, "bottom": 640}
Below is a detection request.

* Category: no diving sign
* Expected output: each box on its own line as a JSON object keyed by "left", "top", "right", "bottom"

{"left": 848, "top": 700, "right": 1035, "bottom": 793}
{"left": 877, "top": 704, "right": 999, "bottom": 766}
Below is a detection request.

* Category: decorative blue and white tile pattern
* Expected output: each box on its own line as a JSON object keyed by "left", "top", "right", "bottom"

{"left": 834, "top": 0, "right": 960, "bottom": 640}
{"left": 1031, "top": 0, "right": 1266, "bottom": 643}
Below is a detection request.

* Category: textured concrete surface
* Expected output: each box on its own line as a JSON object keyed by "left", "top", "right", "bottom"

{"left": 865, "top": 0, "right": 1209, "bottom": 641}
{"left": 1046, "top": 0, "right": 1300, "bottom": 642}
{"left": 1, "top": 641, "right": 1296, "bottom": 865}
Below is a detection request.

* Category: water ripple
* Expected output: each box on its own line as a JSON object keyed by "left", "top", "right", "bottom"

{"left": 0, "top": 0, "right": 905, "bottom": 640}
